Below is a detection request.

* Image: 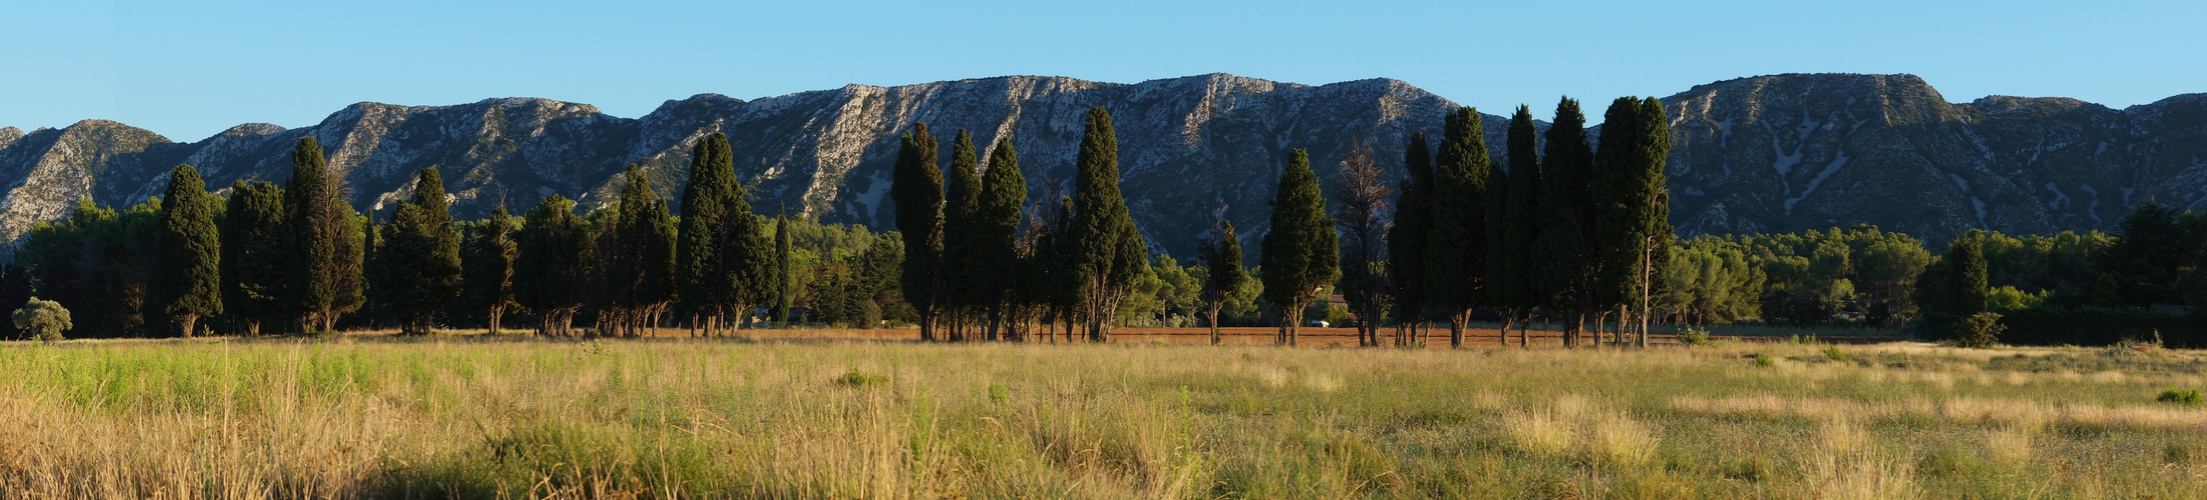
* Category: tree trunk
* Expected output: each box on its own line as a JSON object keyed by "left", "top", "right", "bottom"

{"left": 1207, "top": 302, "right": 1224, "bottom": 346}
{"left": 1449, "top": 310, "right": 1468, "bottom": 348}
{"left": 177, "top": 315, "right": 198, "bottom": 339}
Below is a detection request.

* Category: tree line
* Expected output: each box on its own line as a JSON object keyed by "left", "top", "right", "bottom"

{"left": 6, "top": 101, "right": 2205, "bottom": 346}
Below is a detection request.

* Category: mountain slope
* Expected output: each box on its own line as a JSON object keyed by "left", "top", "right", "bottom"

{"left": 1, "top": 73, "right": 2202, "bottom": 258}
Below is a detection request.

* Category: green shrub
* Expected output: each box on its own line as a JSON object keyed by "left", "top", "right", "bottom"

{"left": 835, "top": 369, "right": 888, "bottom": 388}
{"left": 11, "top": 297, "right": 71, "bottom": 342}
{"left": 1823, "top": 346, "right": 1850, "bottom": 363}
{"left": 1957, "top": 312, "right": 2005, "bottom": 348}
{"left": 1753, "top": 354, "right": 1774, "bottom": 367}
{"left": 2157, "top": 388, "right": 2201, "bottom": 405}
{"left": 1677, "top": 326, "right": 1713, "bottom": 347}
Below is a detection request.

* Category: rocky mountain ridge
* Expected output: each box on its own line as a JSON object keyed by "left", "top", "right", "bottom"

{"left": 1, "top": 72, "right": 2200, "bottom": 257}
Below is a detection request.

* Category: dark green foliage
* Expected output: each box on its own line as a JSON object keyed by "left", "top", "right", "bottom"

{"left": 608, "top": 166, "right": 678, "bottom": 336}
{"left": 0, "top": 264, "right": 32, "bottom": 339}
{"left": 774, "top": 215, "right": 794, "bottom": 323}
{"left": 516, "top": 194, "right": 591, "bottom": 336}
{"left": 458, "top": 206, "right": 518, "bottom": 334}
{"left": 1925, "top": 230, "right": 1992, "bottom": 318}
{"left": 2099, "top": 198, "right": 2184, "bottom": 305}
{"left": 973, "top": 137, "right": 1027, "bottom": 339}
{"left": 2158, "top": 389, "right": 2202, "bottom": 405}
{"left": 1070, "top": 108, "right": 1150, "bottom": 341}
{"left": 890, "top": 123, "right": 945, "bottom": 340}
{"left": 12, "top": 297, "right": 71, "bottom": 341}
{"left": 1387, "top": 132, "right": 1434, "bottom": 341}
{"left": 1499, "top": 106, "right": 1543, "bottom": 325}
{"left": 941, "top": 130, "right": 984, "bottom": 323}
{"left": 283, "top": 137, "right": 365, "bottom": 333}
{"left": 1199, "top": 221, "right": 1251, "bottom": 345}
{"left": 19, "top": 198, "right": 160, "bottom": 337}
{"left": 676, "top": 133, "right": 771, "bottom": 332}
{"left": 1534, "top": 98, "right": 1598, "bottom": 345}
{"left": 1956, "top": 311, "right": 2004, "bottom": 348}
{"left": 1425, "top": 107, "right": 1493, "bottom": 347}
{"left": 152, "top": 165, "right": 222, "bottom": 337}
{"left": 1260, "top": 149, "right": 1338, "bottom": 346}
{"left": 1590, "top": 97, "right": 1675, "bottom": 347}
{"left": 377, "top": 168, "right": 463, "bottom": 334}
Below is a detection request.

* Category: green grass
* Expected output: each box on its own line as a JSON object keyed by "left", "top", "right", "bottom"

{"left": 0, "top": 335, "right": 2204, "bottom": 498}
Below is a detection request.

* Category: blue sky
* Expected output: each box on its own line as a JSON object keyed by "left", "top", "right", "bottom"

{"left": 3, "top": 0, "right": 2200, "bottom": 140}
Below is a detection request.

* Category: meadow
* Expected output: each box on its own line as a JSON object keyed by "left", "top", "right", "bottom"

{"left": 1, "top": 332, "right": 2204, "bottom": 498}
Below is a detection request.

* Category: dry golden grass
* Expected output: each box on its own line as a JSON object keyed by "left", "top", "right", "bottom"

{"left": 0, "top": 335, "right": 2202, "bottom": 498}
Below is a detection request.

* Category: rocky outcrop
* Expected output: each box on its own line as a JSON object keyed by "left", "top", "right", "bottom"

{"left": 1, "top": 72, "right": 2202, "bottom": 258}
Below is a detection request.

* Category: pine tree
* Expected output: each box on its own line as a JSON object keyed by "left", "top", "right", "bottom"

{"left": 1199, "top": 220, "right": 1250, "bottom": 345}
{"left": 1387, "top": 132, "right": 1434, "bottom": 346}
{"left": 283, "top": 137, "right": 364, "bottom": 333}
{"left": 611, "top": 166, "right": 677, "bottom": 336}
{"left": 1501, "top": 105, "right": 1544, "bottom": 348}
{"left": 1071, "top": 107, "right": 1149, "bottom": 342}
{"left": 940, "top": 129, "right": 983, "bottom": 341}
{"left": 1425, "top": 107, "right": 1493, "bottom": 348}
{"left": 152, "top": 165, "right": 222, "bottom": 338}
{"left": 773, "top": 215, "right": 794, "bottom": 324}
{"left": 974, "top": 136, "right": 1028, "bottom": 341}
{"left": 221, "top": 180, "right": 287, "bottom": 336}
{"left": 2098, "top": 198, "right": 2185, "bottom": 305}
{"left": 516, "top": 194, "right": 590, "bottom": 336}
{"left": 380, "top": 168, "right": 463, "bottom": 335}
{"left": 1261, "top": 148, "right": 1338, "bottom": 347}
{"left": 1534, "top": 97, "right": 1597, "bottom": 348}
{"left": 890, "top": 123, "right": 945, "bottom": 340}
{"left": 459, "top": 206, "right": 517, "bottom": 335}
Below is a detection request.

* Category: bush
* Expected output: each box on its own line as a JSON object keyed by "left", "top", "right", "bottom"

{"left": 11, "top": 297, "right": 71, "bottom": 342}
{"left": 1823, "top": 346, "right": 1850, "bottom": 363}
{"left": 1753, "top": 354, "right": 1774, "bottom": 367}
{"left": 2158, "top": 389, "right": 2201, "bottom": 406}
{"left": 1677, "top": 326, "right": 1713, "bottom": 347}
{"left": 834, "top": 369, "right": 888, "bottom": 388}
{"left": 1957, "top": 312, "right": 2005, "bottom": 348}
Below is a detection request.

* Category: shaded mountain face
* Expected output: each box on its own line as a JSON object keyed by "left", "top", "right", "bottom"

{"left": 0, "top": 72, "right": 2199, "bottom": 259}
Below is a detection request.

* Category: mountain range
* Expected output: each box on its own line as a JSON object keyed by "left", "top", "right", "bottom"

{"left": 1, "top": 72, "right": 2200, "bottom": 258}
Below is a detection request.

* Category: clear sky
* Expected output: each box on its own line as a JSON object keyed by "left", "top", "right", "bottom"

{"left": 4, "top": 0, "right": 2200, "bottom": 141}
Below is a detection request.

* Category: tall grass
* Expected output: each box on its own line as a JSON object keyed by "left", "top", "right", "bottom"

{"left": 0, "top": 336, "right": 2202, "bottom": 498}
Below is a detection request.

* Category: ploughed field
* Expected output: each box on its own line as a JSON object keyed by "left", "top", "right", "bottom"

{"left": 1, "top": 334, "right": 2201, "bottom": 498}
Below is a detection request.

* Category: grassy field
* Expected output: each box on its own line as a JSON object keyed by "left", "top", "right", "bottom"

{"left": 1, "top": 333, "right": 2204, "bottom": 498}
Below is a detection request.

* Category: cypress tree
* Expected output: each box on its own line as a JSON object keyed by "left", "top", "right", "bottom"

{"left": 283, "top": 137, "right": 364, "bottom": 333}
{"left": 1949, "top": 230, "right": 1989, "bottom": 317}
{"left": 1425, "top": 107, "right": 1493, "bottom": 348}
{"left": 677, "top": 133, "right": 739, "bottom": 334}
{"left": 459, "top": 206, "right": 517, "bottom": 335}
{"left": 1199, "top": 221, "right": 1250, "bottom": 345}
{"left": 974, "top": 137, "right": 1028, "bottom": 341}
{"left": 222, "top": 180, "right": 287, "bottom": 336}
{"left": 940, "top": 129, "right": 983, "bottom": 341}
{"left": 890, "top": 123, "right": 945, "bottom": 340}
{"left": 1070, "top": 107, "right": 1149, "bottom": 342}
{"left": 1483, "top": 117, "right": 1513, "bottom": 345}
{"left": 1387, "top": 132, "right": 1434, "bottom": 346}
{"left": 1534, "top": 97, "right": 1597, "bottom": 348}
{"left": 1501, "top": 105, "right": 1544, "bottom": 348}
{"left": 612, "top": 166, "right": 677, "bottom": 336}
{"left": 773, "top": 215, "right": 794, "bottom": 324}
{"left": 1260, "top": 149, "right": 1339, "bottom": 347}
{"left": 381, "top": 168, "right": 463, "bottom": 335}
{"left": 515, "top": 194, "right": 589, "bottom": 336}
{"left": 1590, "top": 97, "right": 1645, "bottom": 346}
{"left": 1630, "top": 97, "right": 1675, "bottom": 347}
{"left": 152, "top": 165, "right": 222, "bottom": 338}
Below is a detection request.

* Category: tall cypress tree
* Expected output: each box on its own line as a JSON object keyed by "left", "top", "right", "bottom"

{"left": 459, "top": 206, "right": 517, "bottom": 335}
{"left": 1949, "top": 230, "right": 1989, "bottom": 317}
{"left": 222, "top": 180, "right": 288, "bottom": 336}
{"left": 677, "top": 133, "right": 739, "bottom": 334}
{"left": 1199, "top": 220, "right": 1250, "bottom": 345}
{"left": 1070, "top": 107, "right": 1149, "bottom": 342}
{"left": 380, "top": 168, "right": 463, "bottom": 335}
{"left": 1425, "top": 107, "right": 1493, "bottom": 348}
{"left": 890, "top": 123, "right": 945, "bottom": 340}
{"left": 1500, "top": 105, "right": 1544, "bottom": 348}
{"left": 940, "top": 129, "right": 983, "bottom": 341}
{"left": 973, "top": 136, "right": 1028, "bottom": 341}
{"left": 152, "top": 165, "right": 221, "bottom": 337}
{"left": 516, "top": 194, "right": 589, "bottom": 336}
{"left": 773, "top": 215, "right": 794, "bottom": 324}
{"left": 283, "top": 137, "right": 364, "bottom": 333}
{"left": 1482, "top": 117, "right": 1513, "bottom": 345}
{"left": 1534, "top": 97, "right": 1597, "bottom": 348}
{"left": 1387, "top": 132, "right": 1434, "bottom": 346}
{"left": 612, "top": 165, "right": 677, "bottom": 336}
{"left": 1260, "top": 149, "right": 1339, "bottom": 347}
{"left": 1629, "top": 97, "right": 1674, "bottom": 347}
{"left": 1590, "top": 97, "right": 1645, "bottom": 346}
